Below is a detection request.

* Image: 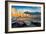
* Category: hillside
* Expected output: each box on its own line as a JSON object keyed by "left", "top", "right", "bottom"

{"left": 24, "top": 11, "right": 41, "bottom": 15}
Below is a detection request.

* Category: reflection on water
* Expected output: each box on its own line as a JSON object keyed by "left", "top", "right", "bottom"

{"left": 12, "top": 14, "right": 41, "bottom": 28}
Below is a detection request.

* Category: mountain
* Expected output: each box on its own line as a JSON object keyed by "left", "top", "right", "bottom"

{"left": 24, "top": 11, "right": 41, "bottom": 15}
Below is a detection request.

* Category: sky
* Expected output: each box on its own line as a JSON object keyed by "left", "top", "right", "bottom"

{"left": 12, "top": 6, "right": 41, "bottom": 12}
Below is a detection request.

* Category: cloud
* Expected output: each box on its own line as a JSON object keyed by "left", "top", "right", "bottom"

{"left": 12, "top": 6, "right": 41, "bottom": 12}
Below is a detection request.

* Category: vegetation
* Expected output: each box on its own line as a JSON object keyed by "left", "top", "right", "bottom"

{"left": 24, "top": 11, "right": 41, "bottom": 15}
